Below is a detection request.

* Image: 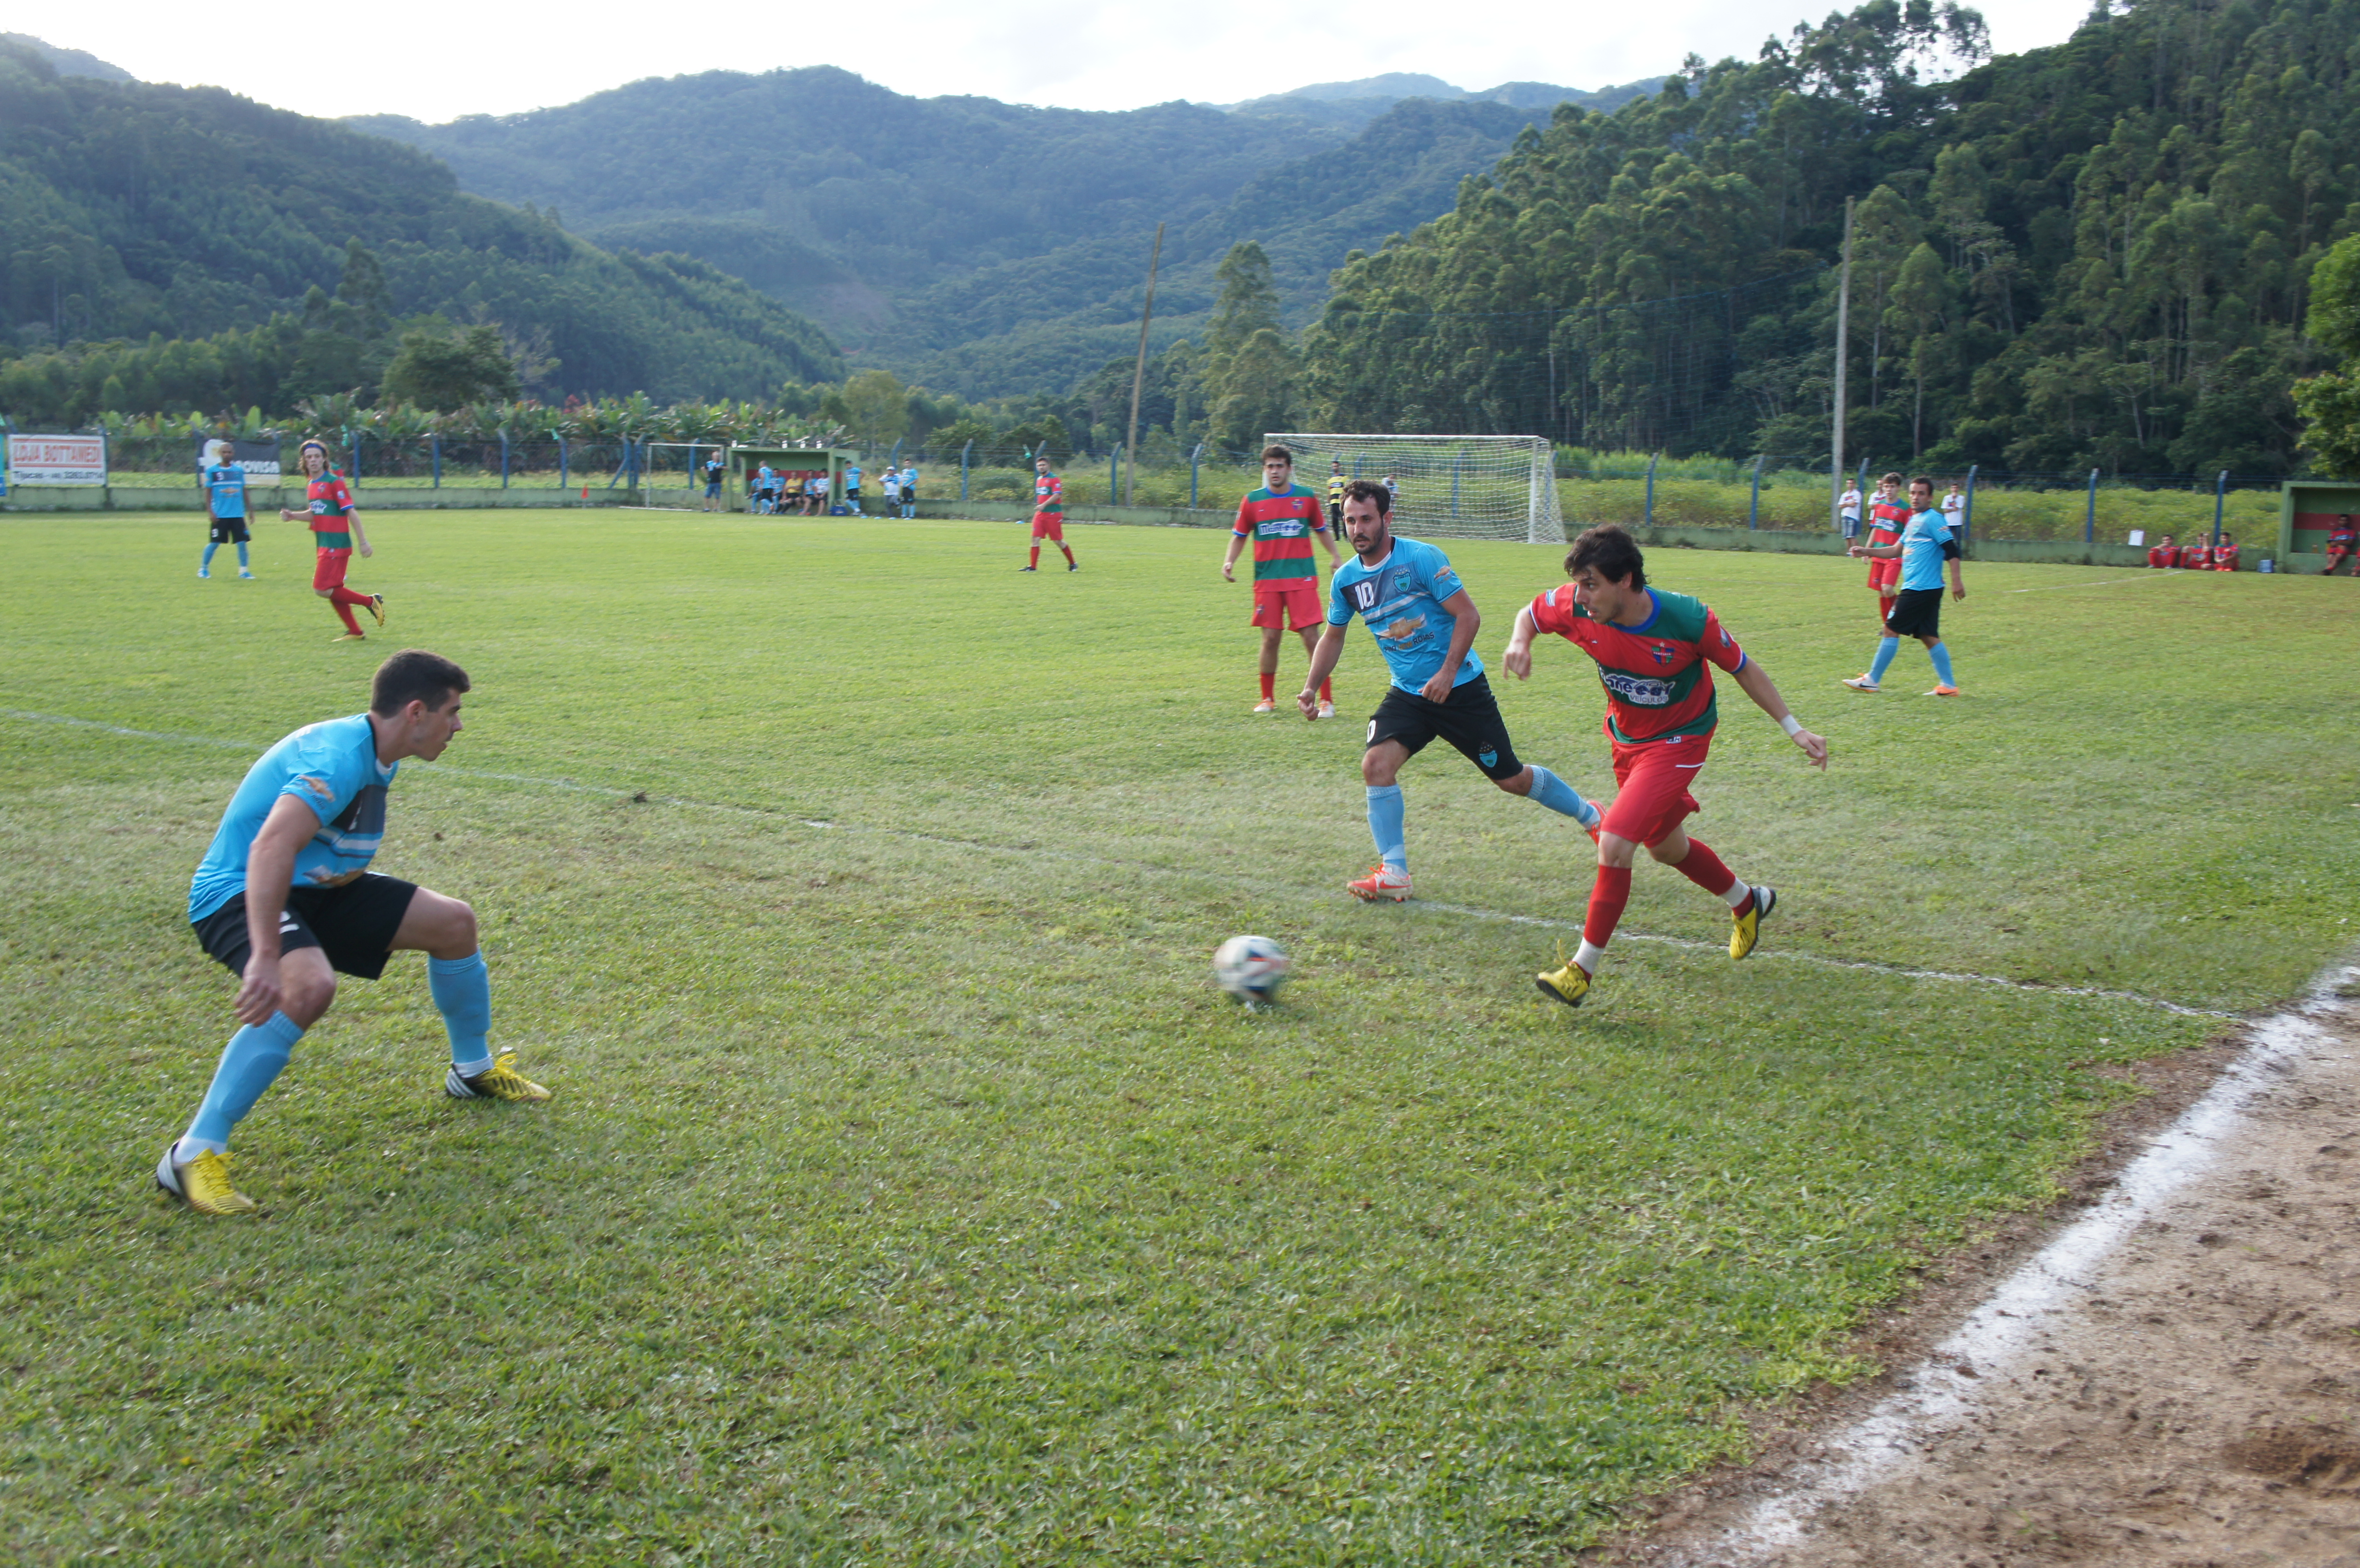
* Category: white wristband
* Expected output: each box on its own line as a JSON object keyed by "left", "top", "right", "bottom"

{"left": 1779, "top": 713, "right": 1804, "bottom": 737}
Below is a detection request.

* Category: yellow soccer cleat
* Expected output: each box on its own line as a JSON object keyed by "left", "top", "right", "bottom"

{"left": 332, "top": 631, "right": 367, "bottom": 642}
{"left": 1535, "top": 949, "right": 1592, "bottom": 1008}
{"left": 1730, "top": 885, "right": 1777, "bottom": 960}
{"left": 445, "top": 1053, "right": 552, "bottom": 1102}
{"left": 155, "top": 1146, "right": 257, "bottom": 1215}
{"left": 366, "top": 594, "right": 387, "bottom": 627}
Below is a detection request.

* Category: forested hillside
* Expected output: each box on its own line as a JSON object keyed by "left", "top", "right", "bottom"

{"left": 354, "top": 69, "right": 1567, "bottom": 397}
{"left": 0, "top": 41, "right": 840, "bottom": 422}
{"left": 1299, "top": 0, "right": 2360, "bottom": 474}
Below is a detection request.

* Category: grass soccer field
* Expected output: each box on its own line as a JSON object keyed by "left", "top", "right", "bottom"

{"left": 3, "top": 510, "right": 2356, "bottom": 1563}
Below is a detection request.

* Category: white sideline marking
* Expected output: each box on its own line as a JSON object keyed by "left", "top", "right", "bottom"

{"left": 4, "top": 706, "right": 2237, "bottom": 1020}
{"left": 2004, "top": 571, "right": 2176, "bottom": 593}
{"left": 1688, "top": 965, "right": 2355, "bottom": 1564}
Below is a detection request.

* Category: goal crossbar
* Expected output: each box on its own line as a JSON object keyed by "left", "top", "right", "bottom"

{"left": 1267, "top": 433, "right": 1564, "bottom": 545}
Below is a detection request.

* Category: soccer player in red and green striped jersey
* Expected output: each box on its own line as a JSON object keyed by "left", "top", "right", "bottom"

{"left": 1504, "top": 525, "right": 1827, "bottom": 1008}
{"left": 279, "top": 441, "right": 384, "bottom": 641}
{"left": 1222, "top": 444, "right": 1344, "bottom": 714}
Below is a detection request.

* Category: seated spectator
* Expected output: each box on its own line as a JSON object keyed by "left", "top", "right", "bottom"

{"left": 2147, "top": 533, "right": 2177, "bottom": 568}
{"left": 2213, "top": 534, "right": 2239, "bottom": 571}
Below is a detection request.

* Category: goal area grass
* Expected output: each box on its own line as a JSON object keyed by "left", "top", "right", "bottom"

{"left": 3, "top": 512, "right": 2355, "bottom": 1562}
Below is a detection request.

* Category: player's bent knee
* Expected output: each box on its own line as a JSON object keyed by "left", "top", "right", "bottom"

{"left": 286, "top": 971, "right": 338, "bottom": 1025}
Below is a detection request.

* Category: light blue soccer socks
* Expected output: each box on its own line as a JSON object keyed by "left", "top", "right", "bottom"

{"left": 1928, "top": 641, "right": 1957, "bottom": 687}
{"left": 200, "top": 542, "right": 220, "bottom": 569}
{"left": 1867, "top": 636, "right": 1901, "bottom": 686}
{"left": 235, "top": 541, "right": 250, "bottom": 570}
{"left": 428, "top": 951, "right": 494, "bottom": 1076}
{"left": 1365, "top": 784, "right": 1408, "bottom": 872}
{"left": 1524, "top": 766, "right": 1601, "bottom": 831}
{"left": 179, "top": 1010, "right": 305, "bottom": 1156}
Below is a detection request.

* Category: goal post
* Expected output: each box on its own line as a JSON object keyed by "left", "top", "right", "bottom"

{"left": 1266, "top": 433, "right": 1565, "bottom": 545}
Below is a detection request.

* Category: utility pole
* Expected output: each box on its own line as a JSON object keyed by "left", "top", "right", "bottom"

{"left": 1831, "top": 196, "right": 1854, "bottom": 534}
{"left": 1123, "top": 223, "right": 1165, "bottom": 508}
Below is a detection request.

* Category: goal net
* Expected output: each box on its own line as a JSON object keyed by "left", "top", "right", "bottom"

{"left": 1266, "top": 433, "right": 1564, "bottom": 544}
{"left": 631, "top": 441, "right": 725, "bottom": 508}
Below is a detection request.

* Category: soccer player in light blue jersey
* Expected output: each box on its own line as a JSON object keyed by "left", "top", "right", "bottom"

{"left": 1844, "top": 474, "right": 1967, "bottom": 696}
{"left": 1298, "top": 480, "right": 1601, "bottom": 902}
{"left": 198, "top": 440, "right": 254, "bottom": 579}
{"left": 157, "top": 650, "right": 552, "bottom": 1216}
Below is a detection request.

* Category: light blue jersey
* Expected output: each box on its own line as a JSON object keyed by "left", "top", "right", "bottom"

{"left": 846, "top": 466, "right": 862, "bottom": 488}
{"left": 1326, "top": 535, "right": 1482, "bottom": 693}
{"left": 1899, "top": 508, "right": 1954, "bottom": 591}
{"left": 188, "top": 714, "right": 397, "bottom": 922}
{"left": 204, "top": 462, "right": 246, "bottom": 519}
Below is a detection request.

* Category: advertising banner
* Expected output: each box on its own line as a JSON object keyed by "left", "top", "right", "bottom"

{"left": 195, "top": 436, "right": 283, "bottom": 478}
{"left": 7, "top": 432, "right": 108, "bottom": 486}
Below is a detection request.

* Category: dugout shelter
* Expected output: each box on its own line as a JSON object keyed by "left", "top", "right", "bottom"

{"left": 732, "top": 445, "right": 849, "bottom": 512}
{"left": 2281, "top": 479, "right": 2360, "bottom": 563}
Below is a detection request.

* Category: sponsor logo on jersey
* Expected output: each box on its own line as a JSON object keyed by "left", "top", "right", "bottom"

{"left": 1600, "top": 671, "right": 1676, "bottom": 706}
{"left": 1259, "top": 519, "right": 1308, "bottom": 539}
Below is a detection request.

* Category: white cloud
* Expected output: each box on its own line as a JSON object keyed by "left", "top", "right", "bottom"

{"left": 31, "top": 0, "right": 2089, "bottom": 123}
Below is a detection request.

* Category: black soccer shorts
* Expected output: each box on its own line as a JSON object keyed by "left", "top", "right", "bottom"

{"left": 1884, "top": 587, "right": 1944, "bottom": 638}
{"left": 1364, "top": 674, "right": 1524, "bottom": 781}
{"left": 192, "top": 873, "right": 418, "bottom": 982}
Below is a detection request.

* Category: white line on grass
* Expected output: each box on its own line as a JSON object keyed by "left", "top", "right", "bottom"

{"left": 3, "top": 706, "right": 2241, "bottom": 1019}
{"left": 2004, "top": 571, "right": 2178, "bottom": 593}
{"left": 1681, "top": 963, "right": 2355, "bottom": 1565}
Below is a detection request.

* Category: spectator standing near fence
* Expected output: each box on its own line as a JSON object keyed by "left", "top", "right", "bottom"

{"left": 200, "top": 440, "right": 254, "bottom": 580}
{"left": 702, "top": 451, "right": 725, "bottom": 512}
{"left": 1838, "top": 479, "right": 1862, "bottom": 541}
{"left": 877, "top": 467, "right": 899, "bottom": 517}
{"left": 899, "top": 465, "right": 919, "bottom": 519}
{"left": 1328, "top": 461, "right": 1347, "bottom": 533}
{"left": 1941, "top": 481, "right": 1966, "bottom": 539}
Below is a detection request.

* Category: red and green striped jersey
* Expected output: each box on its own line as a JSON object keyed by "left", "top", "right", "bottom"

{"left": 1230, "top": 485, "right": 1330, "bottom": 582}
{"left": 1527, "top": 585, "right": 1748, "bottom": 745}
{"left": 1867, "top": 498, "right": 1909, "bottom": 546}
{"left": 307, "top": 471, "right": 356, "bottom": 551}
{"left": 1032, "top": 473, "right": 1063, "bottom": 516}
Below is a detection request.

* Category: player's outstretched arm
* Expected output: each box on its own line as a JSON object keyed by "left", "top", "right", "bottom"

{"left": 1297, "top": 625, "right": 1348, "bottom": 720}
{"left": 1501, "top": 605, "right": 1539, "bottom": 680}
{"left": 1732, "top": 658, "right": 1828, "bottom": 770}
{"left": 1848, "top": 542, "right": 1901, "bottom": 559}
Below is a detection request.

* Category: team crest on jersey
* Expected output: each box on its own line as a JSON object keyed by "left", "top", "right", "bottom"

{"left": 1651, "top": 642, "right": 1673, "bottom": 666}
{"left": 1478, "top": 747, "right": 1498, "bottom": 768}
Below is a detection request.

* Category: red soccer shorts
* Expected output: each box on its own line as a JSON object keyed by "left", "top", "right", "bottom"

{"left": 1867, "top": 557, "right": 1899, "bottom": 594}
{"left": 312, "top": 548, "right": 351, "bottom": 591}
{"left": 1030, "top": 512, "right": 1065, "bottom": 542}
{"left": 1251, "top": 582, "right": 1321, "bottom": 630}
{"left": 1600, "top": 729, "right": 1712, "bottom": 848}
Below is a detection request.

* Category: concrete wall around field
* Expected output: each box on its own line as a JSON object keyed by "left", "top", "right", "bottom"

{"left": 0, "top": 486, "right": 643, "bottom": 513}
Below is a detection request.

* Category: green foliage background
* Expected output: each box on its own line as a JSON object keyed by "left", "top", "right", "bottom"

{"left": 0, "top": 42, "right": 842, "bottom": 424}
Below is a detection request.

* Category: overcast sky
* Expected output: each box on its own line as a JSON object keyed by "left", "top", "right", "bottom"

{"left": 36, "top": 0, "right": 2089, "bottom": 123}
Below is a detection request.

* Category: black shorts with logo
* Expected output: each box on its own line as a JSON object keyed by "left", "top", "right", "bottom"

{"left": 1884, "top": 587, "right": 1944, "bottom": 638}
{"left": 191, "top": 873, "right": 418, "bottom": 982}
{"left": 1365, "top": 674, "right": 1523, "bottom": 781}
{"left": 209, "top": 515, "right": 251, "bottom": 544}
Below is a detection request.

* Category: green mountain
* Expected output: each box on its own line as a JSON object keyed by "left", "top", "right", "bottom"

{"left": 351, "top": 68, "right": 1584, "bottom": 397}
{"left": 1219, "top": 73, "right": 1667, "bottom": 132}
{"left": 1302, "top": 0, "right": 2359, "bottom": 474}
{"left": 0, "top": 39, "right": 840, "bottom": 421}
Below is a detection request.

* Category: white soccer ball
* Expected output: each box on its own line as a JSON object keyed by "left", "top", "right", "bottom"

{"left": 1213, "top": 934, "right": 1290, "bottom": 1003}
